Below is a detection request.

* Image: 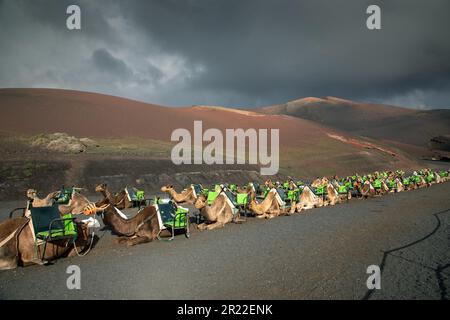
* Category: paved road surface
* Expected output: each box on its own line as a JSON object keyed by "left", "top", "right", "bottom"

{"left": 1, "top": 182, "right": 449, "bottom": 299}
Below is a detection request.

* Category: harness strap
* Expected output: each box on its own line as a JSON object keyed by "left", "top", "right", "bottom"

{"left": 0, "top": 230, "right": 17, "bottom": 248}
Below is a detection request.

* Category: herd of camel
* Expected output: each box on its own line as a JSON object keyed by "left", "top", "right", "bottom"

{"left": 0, "top": 168, "right": 448, "bottom": 270}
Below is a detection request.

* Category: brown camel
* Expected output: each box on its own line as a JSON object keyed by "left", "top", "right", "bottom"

{"left": 161, "top": 185, "right": 197, "bottom": 204}
{"left": 360, "top": 181, "right": 376, "bottom": 198}
{"left": 325, "top": 183, "right": 339, "bottom": 206}
{"left": 194, "top": 193, "right": 244, "bottom": 230}
{"left": 311, "top": 177, "right": 329, "bottom": 188}
{"left": 26, "top": 189, "right": 59, "bottom": 207}
{"left": 394, "top": 178, "right": 405, "bottom": 192}
{"left": 23, "top": 189, "right": 96, "bottom": 217}
{"left": 94, "top": 183, "right": 126, "bottom": 207}
{"left": 248, "top": 189, "right": 285, "bottom": 219}
{"left": 95, "top": 203, "right": 161, "bottom": 246}
{"left": 0, "top": 215, "right": 93, "bottom": 270}
{"left": 290, "top": 186, "right": 324, "bottom": 213}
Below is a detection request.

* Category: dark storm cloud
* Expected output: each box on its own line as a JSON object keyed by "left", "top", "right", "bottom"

{"left": 0, "top": 0, "right": 449, "bottom": 108}
{"left": 92, "top": 48, "right": 132, "bottom": 79}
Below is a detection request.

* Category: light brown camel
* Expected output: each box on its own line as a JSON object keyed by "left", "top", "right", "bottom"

{"left": 325, "top": 183, "right": 339, "bottom": 206}
{"left": 248, "top": 189, "right": 285, "bottom": 219}
{"left": 24, "top": 189, "right": 96, "bottom": 217}
{"left": 360, "top": 181, "right": 376, "bottom": 198}
{"left": 263, "top": 179, "right": 276, "bottom": 189}
{"left": 26, "top": 189, "right": 59, "bottom": 207}
{"left": 0, "top": 212, "right": 95, "bottom": 270}
{"left": 194, "top": 193, "right": 245, "bottom": 230}
{"left": 290, "top": 186, "right": 324, "bottom": 213}
{"left": 394, "top": 178, "right": 405, "bottom": 192}
{"left": 311, "top": 177, "right": 329, "bottom": 188}
{"left": 161, "top": 185, "right": 197, "bottom": 204}
{"left": 94, "top": 183, "right": 129, "bottom": 208}
{"left": 94, "top": 203, "right": 161, "bottom": 246}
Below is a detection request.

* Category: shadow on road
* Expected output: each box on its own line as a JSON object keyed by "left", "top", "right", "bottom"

{"left": 362, "top": 208, "right": 450, "bottom": 300}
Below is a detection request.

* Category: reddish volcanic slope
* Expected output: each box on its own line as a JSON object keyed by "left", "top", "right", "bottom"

{"left": 0, "top": 88, "right": 361, "bottom": 147}
{"left": 260, "top": 96, "right": 450, "bottom": 150}
{"left": 0, "top": 88, "right": 421, "bottom": 174}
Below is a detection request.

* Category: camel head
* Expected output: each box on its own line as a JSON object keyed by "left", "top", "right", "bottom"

{"left": 161, "top": 185, "right": 174, "bottom": 193}
{"left": 26, "top": 188, "right": 38, "bottom": 200}
{"left": 194, "top": 193, "right": 207, "bottom": 209}
{"left": 264, "top": 179, "right": 273, "bottom": 188}
{"left": 95, "top": 183, "right": 107, "bottom": 193}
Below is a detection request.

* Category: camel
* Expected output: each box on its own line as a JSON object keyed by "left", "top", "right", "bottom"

{"left": 23, "top": 189, "right": 96, "bottom": 217}
{"left": 325, "top": 183, "right": 339, "bottom": 206}
{"left": 161, "top": 185, "right": 197, "bottom": 204}
{"left": 360, "top": 181, "right": 376, "bottom": 198}
{"left": 26, "top": 189, "right": 60, "bottom": 207}
{"left": 95, "top": 183, "right": 116, "bottom": 206}
{"left": 290, "top": 186, "right": 324, "bottom": 213}
{"left": 248, "top": 189, "right": 286, "bottom": 219}
{"left": 94, "top": 203, "right": 161, "bottom": 246}
{"left": 311, "top": 177, "right": 329, "bottom": 188}
{"left": 394, "top": 178, "right": 405, "bottom": 192}
{"left": 194, "top": 193, "right": 245, "bottom": 230}
{"left": 0, "top": 200, "right": 98, "bottom": 270}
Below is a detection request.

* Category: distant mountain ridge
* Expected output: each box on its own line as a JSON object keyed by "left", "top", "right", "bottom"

{"left": 259, "top": 96, "right": 450, "bottom": 152}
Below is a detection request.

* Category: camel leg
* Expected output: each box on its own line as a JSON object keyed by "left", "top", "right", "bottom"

{"left": 233, "top": 215, "right": 246, "bottom": 224}
{"left": 126, "top": 236, "right": 152, "bottom": 246}
{"left": 0, "top": 256, "right": 18, "bottom": 270}
{"left": 115, "top": 236, "right": 133, "bottom": 244}
{"left": 197, "top": 223, "right": 209, "bottom": 230}
{"left": 204, "top": 222, "right": 225, "bottom": 230}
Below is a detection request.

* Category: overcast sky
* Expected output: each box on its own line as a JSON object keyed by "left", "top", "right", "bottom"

{"left": 0, "top": 0, "right": 449, "bottom": 109}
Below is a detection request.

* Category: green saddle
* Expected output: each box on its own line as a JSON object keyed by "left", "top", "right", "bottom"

{"left": 207, "top": 191, "right": 219, "bottom": 205}
{"left": 373, "top": 179, "right": 382, "bottom": 189}
{"left": 315, "top": 185, "right": 325, "bottom": 195}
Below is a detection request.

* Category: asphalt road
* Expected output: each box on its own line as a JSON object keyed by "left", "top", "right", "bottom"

{"left": 1, "top": 182, "right": 449, "bottom": 299}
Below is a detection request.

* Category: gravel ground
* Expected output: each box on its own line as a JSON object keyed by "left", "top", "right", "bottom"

{"left": 0, "top": 182, "right": 449, "bottom": 300}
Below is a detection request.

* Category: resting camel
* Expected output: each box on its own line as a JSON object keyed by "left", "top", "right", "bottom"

{"left": 93, "top": 203, "right": 161, "bottom": 246}
{"left": 0, "top": 196, "right": 101, "bottom": 270}
{"left": 394, "top": 178, "right": 405, "bottom": 192}
{"left": 290, "top": 186, "right": 324, "bottom": 213}
{"left": 194, "top": 193, "right": 245, "bottom": 230}
{"left": 325, "top": 183, "right": 339, "bottom": 206}
{"left": 311, "top": 177, "right": 329, "bottom": 188}
{"left": 161, "top": 185, "right": 197, "bottom": 204}
{"left": 360, "top": 181, "right": 376, "bottom": 198}
{"left": 24, "top": 189, "right": 95, "bottom": 217}
{"left": 26, "top": 189, "right": 59, "bottom": 207}
{"left": 248, "top": 189, "right": 286, "bottom": 219}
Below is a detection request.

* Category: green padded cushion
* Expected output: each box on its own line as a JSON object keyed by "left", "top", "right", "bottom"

{"left": 287, "top": 190, "right": 298, "bottom": 201}
{"left": 236, "top": 193, "right": 248, "bottom": 205}
{"left": 315, "top": 186, "right": 325, "bottom": 194}
{"left": 207, "top": 191, "right": 218, "bottom": 205}
{"left": 373, "top": 180, "right": 382, "bottom": 189}
{"left": 164, "top": 207, "right": 188, "bottom": 228}
{"left": 158, "top": 203, "right": 188, "bottom": 228}
{"left": 338, "top": 186, "right": 347, "bottom": 193}
{"left": 36, "top": 214, "right": 77, "bottom": 240}
{"left": 135, "top": 190, "right": 145, "bottom": 201}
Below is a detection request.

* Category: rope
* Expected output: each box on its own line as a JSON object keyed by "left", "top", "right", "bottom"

{"left": 72, "top": 216, "right": 98, "bottom": 257}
